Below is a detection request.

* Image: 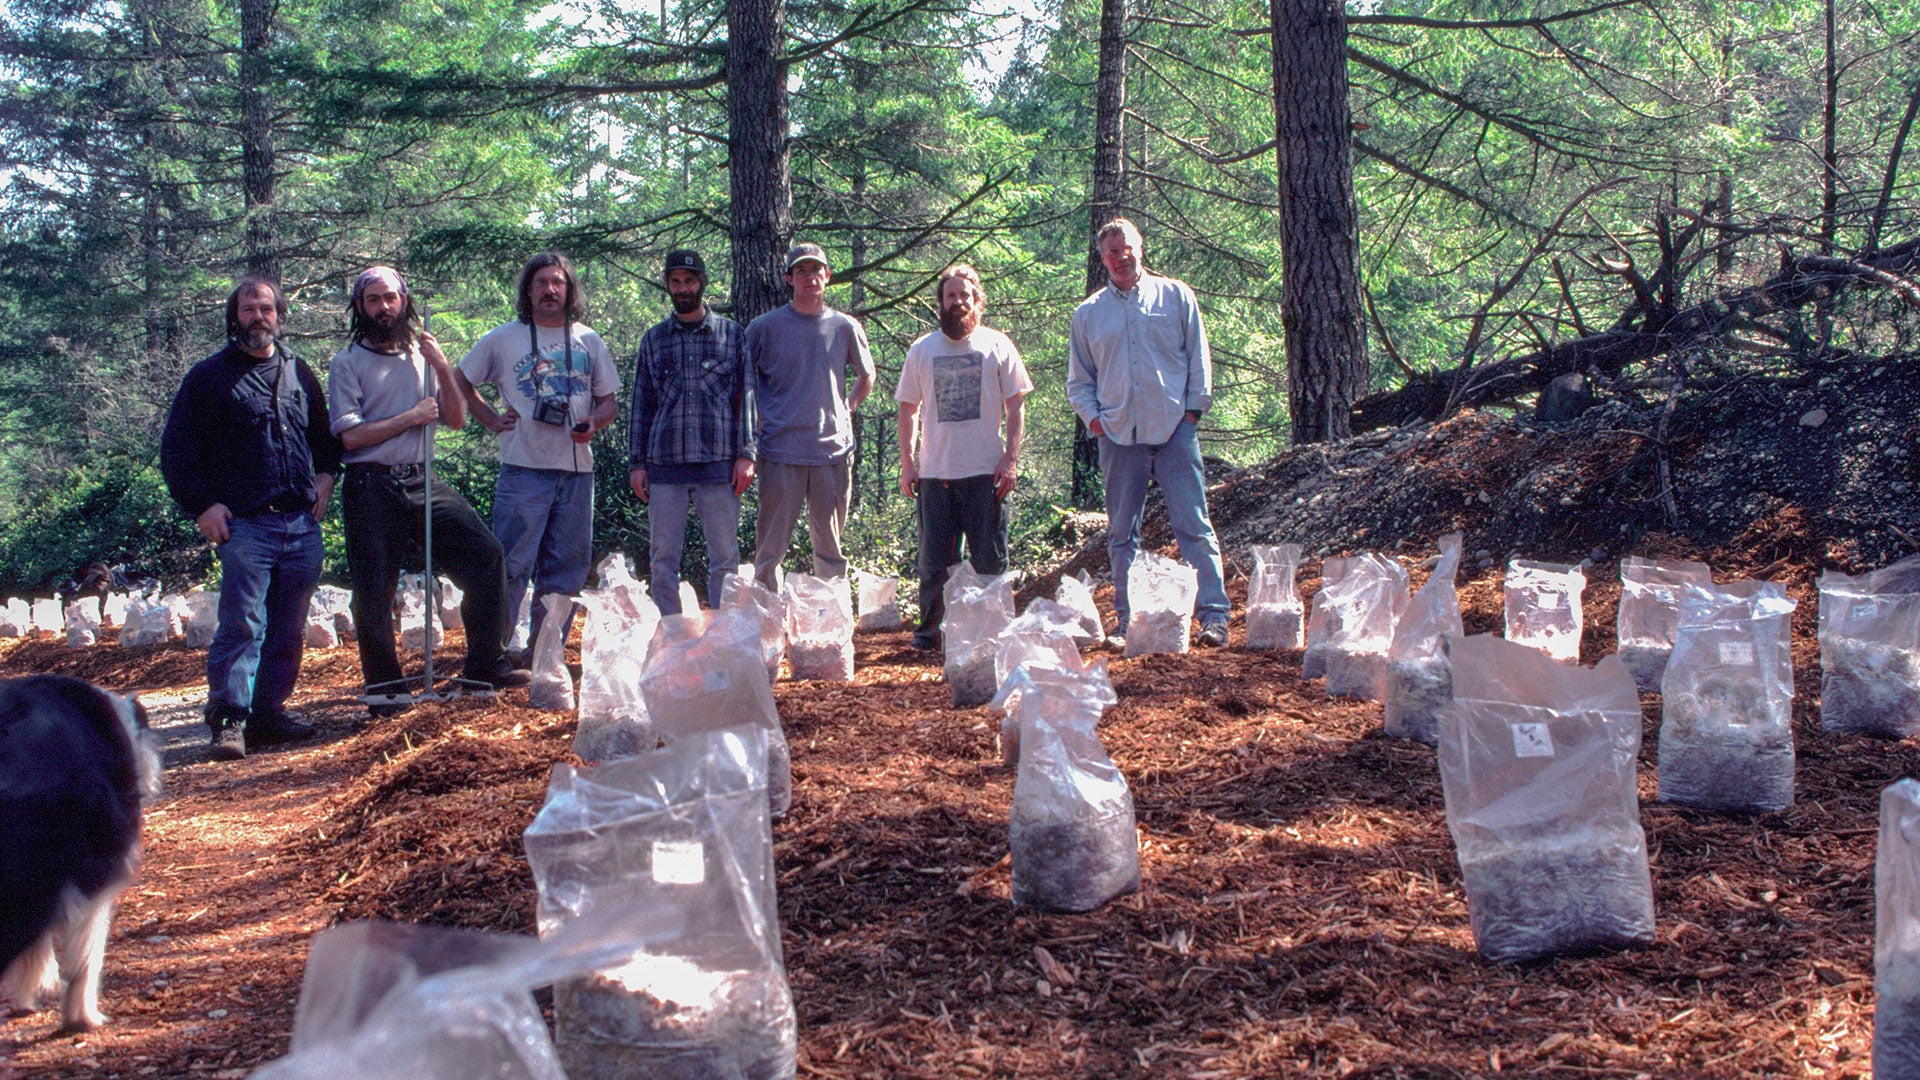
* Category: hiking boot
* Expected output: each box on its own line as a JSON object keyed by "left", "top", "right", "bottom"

{"left": 1197, "top": 620, "right": 1230, "bottom": 648}
{"left": 246, "top": 709, "right": 315, "bottom": 745}
{"left": 476, "top": 662, "right": 532, "bottom": 689}
{"left": 910, "top": 632, "right": 940, "bottom": 651}
{"left": 209, "top": 720, "right": 246, "bottom": 761}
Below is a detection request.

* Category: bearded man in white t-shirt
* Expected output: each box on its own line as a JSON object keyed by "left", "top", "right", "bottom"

{"left": 453, "top": 251, "right": 621, "bottom": 655}
{"left": 894, "top": 264, "right": 1032, "bottom": 649}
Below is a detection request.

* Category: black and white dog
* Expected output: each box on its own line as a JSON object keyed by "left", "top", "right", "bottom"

{"left": 0, "top": 675, "right": 160, "bottom": 1030}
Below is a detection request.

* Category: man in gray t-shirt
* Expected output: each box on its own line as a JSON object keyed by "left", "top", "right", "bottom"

{"left": 744, "top": 242, "right": 876, "bottom": 587}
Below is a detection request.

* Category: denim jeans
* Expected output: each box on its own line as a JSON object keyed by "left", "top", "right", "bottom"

{"left": 493, "top": 464, "right": 594, "bottom": 650}
{"left": 342, "top": 466, "right": 509, "bottom": 688}
{"left": 752, "top": 457, "right": 852, "bottom": 588}
{"left": 914, "top": 474, "right": 1006, "bottom": 640}
{"left": 207, "top": 509, "right": 323, "bottom": 721}
{"left": 1100, "top": 417, "right": 1229, "bottom": 627}
{"left": 648, "top": 481, "right": 742, "bottom": 615}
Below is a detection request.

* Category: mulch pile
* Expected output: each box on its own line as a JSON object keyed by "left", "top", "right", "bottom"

{"left": 6, "top": 384, "right": 1918, "bottom": 1076}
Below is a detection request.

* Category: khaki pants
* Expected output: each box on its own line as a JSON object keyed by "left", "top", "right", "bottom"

{"left": 752, "top": 456, "right": 852, "bottom": 588}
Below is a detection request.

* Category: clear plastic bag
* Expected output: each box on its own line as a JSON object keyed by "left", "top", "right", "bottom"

{"left": 309, "top": 585, "right": 356, "bottom": 644}
{"left": 436, "top": 576, "right": 465, "bottom": 632}
{"left": 992, "top": 626, "right": 1083, "bottom": 766}
{"left": 942, "top": 562, "right": 1016, "bottom": 706}
{"left": 102, "top": 591, "right": 131, "bottom": 628}
{"left": 1123, "top": 551, "right": 1197, "bottom": 658}
{"left": 1245, "top": 543, "right": 1305, "bottom": 650}
{"left": 522, "top": 728, "right": 796, "bottom": 1080}
{"left": 1504, "top": 560, "right": 1585, "bottom": 663}
{"left": 1819, "top": 555, "right": 1920, "bottom": 737}
{"left": 1877, "top": 779, "right": 1920, "bottom": 1078}
{"left": 1304, "top": 553, "right": 1407, "bottom": 698}
{"left": 1384, "top": 534, "right": 1463, "bottom": 743}
{"left": 120, "top": 595, "right": 181, "bottom": 647}
{"left": 528, "top": 594, "right": 577, "bottom": 712}
{"left": 1436, "top": 634, "right": 1654, "bottom": 964}
{"left": 399, "top": 574, "right": 443, "bottom": 651}
{"left": 1053, "top": 571, "right": 1106, "bottom": 647}
{"left": 782, "top": 573, "right": 854, "bottom": 681}
{"left": 0, "top": 598, "right": 28, "bottom": 637}
{"left": 640, "top": 614, "right": 792, "bottom": 817}
{"left": 31, "top": 597, "right": 64, "bottom": 636}
{"left": 63, "top": 597, "right": 101, "bottom": 648}
{"left": 1657, "top": 581, "right": 1797, "bottom": 813}
{"left": 854, "top": 568, "right": 902, "bottom": 631}
{"left": 648, "top": 611, "right": 712, "bottom": 663}
{"left": 573, "top": 592, "right": 659, "bottom": 763}
{"left": 996, "top": 663, "right": 1137, "bottom": 912}
{"left": 1616, "top": 557, "right": 1712, "bottom": 692}
{"left": 720, "top": 571, "right": 786, "bottom": 684}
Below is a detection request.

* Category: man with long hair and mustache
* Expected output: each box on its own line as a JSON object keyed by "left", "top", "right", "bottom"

{"left": 327, "top": 266, "right": 530, "bottom": 714}
{"left": 894, "top": 263, "right": 1031, "bottom": 648}
{"left": 161, "top": 276, "right": 343, "bottom": 759}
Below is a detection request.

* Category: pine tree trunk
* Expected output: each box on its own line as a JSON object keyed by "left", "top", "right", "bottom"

{"left": 727, "top": 0, "right": 792, "bottom": 326}
{"left": 239, "top": 0, "right": 278, "bottom": 281}
{"left": 1075, "top": 0, "right": 1128, "bottom": 508}
{"left": 1272, "top": 0, "right": 1365, "bottom": 445}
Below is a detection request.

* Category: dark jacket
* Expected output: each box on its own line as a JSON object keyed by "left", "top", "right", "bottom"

{"left": 160, "top": 342, "right": 344, "bottom": 519}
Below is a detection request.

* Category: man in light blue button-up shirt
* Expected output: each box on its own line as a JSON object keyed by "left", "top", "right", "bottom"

{"left": 1067, "top": 218, "right": 1231, "bottom": 647}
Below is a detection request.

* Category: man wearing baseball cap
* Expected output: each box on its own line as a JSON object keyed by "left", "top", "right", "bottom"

{"left": 628, "top": 249, "right": 756, "bottom": 613}
{"left": 744, "top": 242, "right": 876, "bottom": 588}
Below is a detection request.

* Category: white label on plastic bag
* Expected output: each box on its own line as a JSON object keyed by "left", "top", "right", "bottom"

{"left": 652, "top": 840, "right": 706, "bottom": 885}
{"left": 1537, "top": 592, "right": 1562, "bottom": 610}
{"left": 1510, "top": 722, "right": 1555, "bottom": 758}
{"left": 1853, "top": 601, "right": 1880, "bottom": 622}
{"left": 1718, "top": 641, "right": 1754, "bottom": 666}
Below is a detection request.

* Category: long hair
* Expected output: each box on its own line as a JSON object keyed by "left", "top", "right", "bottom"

{"left": 347, "top": 269, "right": 422, "bottom": 350}
{"left": 515, "top": 251, "right": 586, "bottom": 325}
{"left": 225, "top": 277, "right": 288, "bottom": 342}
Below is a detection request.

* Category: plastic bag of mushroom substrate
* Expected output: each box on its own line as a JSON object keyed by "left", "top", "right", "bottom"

{"left": 993, "top": 627, "right": 1083, "bottom": 766}
{"left": 853, "top": 568, "right": 902, "bottom": 631}
{"left": 1305, "top": 553, "right": 1408, "bottom": 698}
{"left": 1616, "top": 557, "right": 1712, "bottom": 692}
{"left": 398, "top": 575, "right": 443, "bottom": 651}
{"left": 942, "top": 562, "right": 1016, "bottom": 706}
{"left": 721, "top": 571, "right": 786, "bottom": 684}
{"left": 781, "top": 573, "right": 854, "bottom": 681}
{"left": 0, "top": 598, "right": 28, "bottom": 637}
{"left": 1054, "top": 570, "right": 1105, "bottom": 647}
{"left": 640, "top": 611, "right": 792, "bottom": 817}
{"left": 119, "top": 595, "right": 181, "bottom": 647}
{"left": 435, "top": 576, "right": 464, "bottom": 632}
{"left": 1819, "top": 555, "right": 1920, "bottom": 737}
{"left": 572, "top": 590, "right": 660, "bottom": 763}
{"left": 1245, "top": 543, "right": 1306, "bottom": 650}
{"left": 528, "top": 594, "right": 577, "bottom": 712}
{"left": 997, "top": 662, "right": 1138, "bottom": 912}
{"left": 1877, "top": 779, "right": 1920, "bottom": 1078}
{"left": 1656, "top": 581, "right": 1797, "bottom": 813}
{"left": 1124, "top": 551, "right": 1198, "bottom": 657}
{"left": 31, "top": 597, "right": 63, "bottom": 636}
{"left": 1384, "top": 533, "right": 1464, "bottom": 744}
{"left": 63, "top": 597, "right": 100, "bottom": 647}
{"left": 1437, "top": 634, "right": 1655, "bottom": 964}
{"left": 523, "top": 727, "right": 796, "bottom": 1080}
{"left": 1504, "top": 560, "right": 1585, "bottom": 663}
{"left": 306, "top": 585, "right": 355, "bottom": 647}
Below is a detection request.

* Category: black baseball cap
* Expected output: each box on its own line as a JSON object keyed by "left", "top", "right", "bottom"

{"left": 785, "top": 242, "right": 831, "bottom": 272}
{"left": 664, "top": 249, "right": 706, "bottom": 278}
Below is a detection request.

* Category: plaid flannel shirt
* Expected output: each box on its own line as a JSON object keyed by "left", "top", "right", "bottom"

{"left": 628, "top": 309, "right": 757, "bottom": 469}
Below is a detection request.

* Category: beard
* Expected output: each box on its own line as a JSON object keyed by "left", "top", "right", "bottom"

{"left": 939, "top": 306, "right": 978, "bottom": 340}
{"left": 671, "top": 285, "right": 705, "bottom": 315}
{"left": 240, "top": 321, "right": 276, "bottom": 351}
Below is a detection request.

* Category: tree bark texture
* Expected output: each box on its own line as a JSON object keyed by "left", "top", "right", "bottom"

{"left": 239, "top": 0, "right": 278, "bottom": 281}
{"left": 1073, "top": 0, "right": 1129, "bottom": 509}
{"left": 727, "top": 0, "right": 792, "bottom": 326}
{"left": 1272, "top": 0, "right": 1365, "bottom": 445}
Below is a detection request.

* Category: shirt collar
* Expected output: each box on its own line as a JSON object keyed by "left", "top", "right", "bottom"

{"left": 668, "top": 309, "right": 714, "bottom": 333}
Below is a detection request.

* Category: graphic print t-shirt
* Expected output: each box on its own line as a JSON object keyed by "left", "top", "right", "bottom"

{"left": 459, "top": 321, "right": 621, "bottom": 472}
{"left": 894, "top": 325, "right": 1033, "bottom": 480}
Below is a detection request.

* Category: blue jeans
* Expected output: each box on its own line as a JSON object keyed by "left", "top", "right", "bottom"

{"left": 494, "top": 465, "right": 594, "bottom": 650}
{"left": 1101, "top": 418, "right": 1229, "bottom": 628}
{"left": 207, "top": 509, "right": 323, "bottom": 721}
{"left": 649, "top": 481, "right": 742, "bottom": 615}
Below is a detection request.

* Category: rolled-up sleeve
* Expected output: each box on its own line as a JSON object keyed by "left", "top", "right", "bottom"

{"left": 329, "top": 352, "right": 365, "bottom": 435}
